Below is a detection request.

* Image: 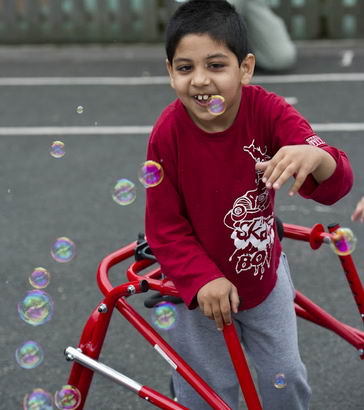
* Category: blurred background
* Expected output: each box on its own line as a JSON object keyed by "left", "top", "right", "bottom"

{"left": 0, "top": 1, "right": 363, "bottom": 409}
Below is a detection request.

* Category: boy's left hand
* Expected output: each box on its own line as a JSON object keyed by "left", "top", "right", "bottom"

{"left": 255, "top": 145, "right": 336, "bottom": 196}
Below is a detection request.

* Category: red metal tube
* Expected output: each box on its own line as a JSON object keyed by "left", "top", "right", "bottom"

{"left": 139, "top": 386, "right": 189, "bottom": 410}
{"left": 223, "top": 323, "right": 262, "bottom": 410}
{"left": 295, "top": 291, "right": 364, "bottom": 349}
{"left": 116, "top": 297, "right": 231, "bottom": 410}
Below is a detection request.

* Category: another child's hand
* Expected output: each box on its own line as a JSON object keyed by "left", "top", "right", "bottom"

{"left": 255, "top": 145, "right": 336, "bottom": 196}
{"left": 197, "top": 277, "right": 240, "bottom": 331}
{"left": 351, "top": 197, "right": 364, "bottom": 223}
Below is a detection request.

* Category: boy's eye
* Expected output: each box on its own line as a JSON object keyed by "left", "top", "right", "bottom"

{"left": 176, "top": 65, "right": 192, "bottom": 72}
{"left": 209, "top": 63, "right": 225, "bottom": 70}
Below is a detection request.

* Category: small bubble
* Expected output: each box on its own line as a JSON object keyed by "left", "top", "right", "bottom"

{"left": 76, "top": 106, "right": 84, "bottom": 114}
{"left": 29, "top": 267, "right": 51, "bottom": 289}
{"left": 15, "top": 341, "right": 44, "bottom": 369}
{"left": 18, "top": 290, "right": 54, "bottom": 326}
{"left": 50, "top": 141, "right": 65, "bottom": 158}
{"left": 54, "top": 385, "right": 81, "bottom": 410}
{"left": 273, "top": 373, "right": 287, "bottom": 389}
{"left": 138, "top": 161, "right": 164, "bottom": 188}
{"left": 151, "top": 302, "right": 177, "bottom": 331}
{"left": 51, "top": 237, "right": 76, "bottom": 263}
{"left": 112, "top": 179, "right": 136, "bottom": 206}
{"left": 23, "top": 388, "right": 53, "bottom": 410}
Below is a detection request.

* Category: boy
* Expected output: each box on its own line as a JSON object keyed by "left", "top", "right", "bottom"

{"left": 145, "top": 1, "right": 353, "bottom": 409}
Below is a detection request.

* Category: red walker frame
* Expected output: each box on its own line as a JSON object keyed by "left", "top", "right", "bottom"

{"left": 64, "top": 223, "right": 364, "bottom": 410}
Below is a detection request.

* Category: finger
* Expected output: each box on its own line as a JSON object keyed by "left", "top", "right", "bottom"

{"left": 269, "top": 164, "right": 297, "bottom": 190}
{"left": 202, "top": 303, "right": 214, "bottom": 320}
{"left": 212, "top": 306, "right": 224, "bottom": 331}
{"left": 265, "top": 160, "right": 292, "bottom": 189}
{"left": 351, "top": 210, "right": 360, "bottom": 221}
{"left": 230, "top": 288, "right": 240, "bottom": 314}
{"left": 288, "top": 169, "right": 309, "bottom": 196}
{"left": 255, "top": 160, "right": 269, "bottom": 172}
{"left": 219, "top": 297, "right": 232, "bottom": 326}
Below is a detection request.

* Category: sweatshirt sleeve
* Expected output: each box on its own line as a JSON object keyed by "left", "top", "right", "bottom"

{"left": 145, "top": 128, "right": 224, "bottom": 309}
{"left": 267, "top": 94, "right": 353, "bottom": 205}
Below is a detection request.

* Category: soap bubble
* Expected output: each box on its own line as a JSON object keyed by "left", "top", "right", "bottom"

{"left": 112, "top": 179, "right": 136, "bottom": 205}
{"left": 54, "top": 385, "right": 81, "bottom": 409}
{"left": 76, "top": 106, "right": 84, "bottom": 114}
{"left": 18, "top": 290, "right": 54, "bottom": 326}
{"left": 329, "top": 227, "right": 357, "bottom": 256}
{"left": 29, "top": 267, "right": 51, "bottom": 289}
{"left": 207, "top": 95, "right": 226, "bottom": 116}
{"left": 138, "top": 161, "right": 164, "bottom": 188}
{"left": 151, "top": 302, "right": 177, "bottom": 331}
{"left": 15, "top": 340, "right": 44, "bottom": 369}
{"left": 23, "top": 388, "right": 53, "bottom": 410}
{"left": 50, "top": 141, "right": 65, "bottom": 158}
{"left": 51, "top": 237, "right": 76, "bottom": 263}
{"left": 273, "top": 373, "right": 287, "bottom": 389}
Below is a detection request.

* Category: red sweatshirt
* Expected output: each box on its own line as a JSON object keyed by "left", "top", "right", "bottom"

{"left": 145, "top": 85, "right": 353, "bottom": 310}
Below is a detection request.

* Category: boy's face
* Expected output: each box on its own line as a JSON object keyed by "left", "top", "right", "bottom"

{"left": 167, "top": 33, "right": 255, "bottom": 132}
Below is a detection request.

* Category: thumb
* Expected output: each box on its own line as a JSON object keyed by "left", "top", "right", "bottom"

{"left": 255, "top": 160, "right": 269, "bottom": 171}
{"left": 230, "top": 287, "right": 240, "bottom": 314}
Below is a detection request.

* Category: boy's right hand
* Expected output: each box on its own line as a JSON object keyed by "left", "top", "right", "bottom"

{"left": 197, "top": 277, "right": 240, "bottom": 331}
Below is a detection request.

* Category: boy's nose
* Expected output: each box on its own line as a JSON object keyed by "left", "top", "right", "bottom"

{"left": 191, "top": 69, "right": 210, "bottom": 87}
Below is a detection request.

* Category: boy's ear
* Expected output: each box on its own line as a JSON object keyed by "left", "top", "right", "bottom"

{"left": 240, "top": 53, "right": 255, "bottom": 85}
{"left": 166, "top": 59, "right": 176, "bottom": 89}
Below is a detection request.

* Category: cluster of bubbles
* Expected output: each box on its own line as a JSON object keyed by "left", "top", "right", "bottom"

{"left": 112, "top": 160, "right": 164, "bottom": 206}
{"left": 329, "top": 227, "right": 357, "bottom": 256}
{"left": 151, "top": 302, "right": 178, "bottom": 331}
{"left": 273, "top": 373, "right": 287, "bottom": 389}
{"left": 23, "top": 386, "right": 81, "bottom": 410}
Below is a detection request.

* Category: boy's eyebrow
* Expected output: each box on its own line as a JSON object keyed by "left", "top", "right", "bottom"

{"left": 173, "top": 53, "right": 230, "bottom": 64}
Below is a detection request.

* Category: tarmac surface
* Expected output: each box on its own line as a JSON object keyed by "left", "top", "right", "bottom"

{"left": 0, "top": 40, "right": 364, "bottom": 409}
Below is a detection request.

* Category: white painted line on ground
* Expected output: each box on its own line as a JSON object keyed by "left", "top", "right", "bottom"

{"left": 284, "top": 97, "right": 298, "bottom": 105}
{"left": 341, "top": 50, "right": 354, "bottom": 67}
{"left": 0, "top": 126, "right": 153, "bottom": 135}
{"left": 0, "top": 123, "right": 364, "bottom": 135}
{"left": 1, "top": 72, "right": 364, "bottom": 86}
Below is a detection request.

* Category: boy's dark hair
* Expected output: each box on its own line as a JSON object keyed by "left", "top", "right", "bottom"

{"left": 166, "top": 0, "right": 248, "bottom": 65}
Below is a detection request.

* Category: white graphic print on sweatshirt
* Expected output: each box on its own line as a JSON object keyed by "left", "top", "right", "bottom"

{"left": 223, "top": 140, "right": 275, "bottom": 280}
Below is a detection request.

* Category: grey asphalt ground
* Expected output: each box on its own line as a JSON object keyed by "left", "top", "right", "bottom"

{"left": 0, "top": 40, "right": 364, "bottom": 410}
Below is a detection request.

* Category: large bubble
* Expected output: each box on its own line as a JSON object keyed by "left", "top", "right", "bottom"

{"left": 29, "top": 267, "right": 51, "bottom": 289}
{"left": 138, "top": 161, "right": 164, "bottom": 188}
{"left": 54, "top": 385, "right": 81, "bottom": 410}
{"left": 207, "top": 95, "right": 226, "bottom": 116}
{"left": 112, "top": 179, "right": 136, "bottom": 206}
{"left": 51, "top": 237, "right": 76, "bottom": 263}
{"left": 18, "top": 290, "right": 54, "bottom": 326}
{"left": 23, "top": 388, "right": 53, "bottom": 410}
{"left": 151, "top": 302, "right": 177, "bottom": 331}
{"left": 15, "top": 340, "right": 44, "bottom": 369}
{"left": 329, "top": 227, "right": 357, "bottom": 256}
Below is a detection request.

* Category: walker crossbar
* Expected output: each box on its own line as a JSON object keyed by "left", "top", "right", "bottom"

{"left": 65, "top": 222, "right": 364, "bottom": 409}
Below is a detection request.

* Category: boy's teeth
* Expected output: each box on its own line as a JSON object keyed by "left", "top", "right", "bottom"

{"left": 196, "top": 95, "right": 210, "bottom": 101}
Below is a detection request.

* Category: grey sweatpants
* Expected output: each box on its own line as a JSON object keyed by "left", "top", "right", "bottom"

{"left": 167, "top": 254, "right": 311, "bottom": 410}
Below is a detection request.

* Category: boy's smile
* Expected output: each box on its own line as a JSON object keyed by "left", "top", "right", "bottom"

{"left": 167, "top": 33, "right": 255, "bottom": 133}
